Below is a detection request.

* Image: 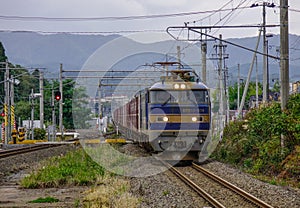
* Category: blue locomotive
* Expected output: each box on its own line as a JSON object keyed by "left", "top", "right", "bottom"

{"left": 113, "top": 68, "right": 210, "bottom": 161}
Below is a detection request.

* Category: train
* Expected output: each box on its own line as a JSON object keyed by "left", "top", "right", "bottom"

{"left": 112, "top": 65, "right": 211, "bottom": 161}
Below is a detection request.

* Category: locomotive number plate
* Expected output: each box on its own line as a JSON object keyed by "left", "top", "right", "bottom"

{"left": 174, "top": 141, "right": 187, "bottom": 149}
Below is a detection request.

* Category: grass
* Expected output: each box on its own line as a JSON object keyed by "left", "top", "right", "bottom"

{"left": 252, "top": 174, "right": 297, "bottom": 188}
{"left": 21, "top": 148, "right": 105, "bottom": 188}
{"left": 20, "top": 146, "right": 141, "bottom": 207}
{"left": 28, "top": 196, "right": 59, "bottom": 203}
{"left": 74, "top": 199, "right": 80, "bottom": 208}
{"left": 162, "top": 190, "right": 170, "bottom": 196}
{"left": 83, "top": 177, "right": 140, "bottom": 208}
{"left": 84, "top": 144, "right": 135, "bottom": 175}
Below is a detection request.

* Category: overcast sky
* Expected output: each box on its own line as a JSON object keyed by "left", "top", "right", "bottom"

{"left": 0, "top": 0, "right": 299, "bottom": 38}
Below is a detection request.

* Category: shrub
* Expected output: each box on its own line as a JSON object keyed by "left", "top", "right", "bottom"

{"left": 21, "top": 149, "right": 105, "bottom": 188}
{"left": 34, "top": 128, "right": 46, "bottom": 140}
{"left": 212, "top": 94, "right": 300, "bottom": 184}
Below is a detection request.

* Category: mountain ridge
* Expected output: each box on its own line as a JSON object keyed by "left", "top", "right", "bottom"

{"left": 0, "top": 31, "right": 299, "bottom": 82}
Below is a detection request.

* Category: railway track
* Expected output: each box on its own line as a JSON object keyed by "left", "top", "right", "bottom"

{"left": 191, "top": 162, "right": 274, "bottom": 208}
{"left": 0, "top": 144, "right": 63, "bottom": 159}
{"left": 163, "top": 161, "right": 274, "bottom": 208}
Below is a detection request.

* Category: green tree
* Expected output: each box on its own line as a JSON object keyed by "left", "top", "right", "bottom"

{"left": 15, "top": 100, "right": 31, "bottom": 121}
{"left": 12, "top": 67, "right": 42, "bottom": 127}
{"left": 0, "top": 43, "right": 91, "bottom": 130}
{"left": 229, "top": 81, "right": 263, "bottom": 110}
{"left": 43, "top": 79, "right": 91, "bottom": 129}
{"left": 0, "top": 42, "right": 8, "bottom": 104}
{"left": 0, "top": 42, "right": 7, "bottom": 62}
{"left": 71, "top": 85, "right": 92, "bottom": 129}
{"left": 271, "top": 79, "right": 280, "bottom": 93}
{"left": 61, "top": 79, "right": 91, "bottom": 129}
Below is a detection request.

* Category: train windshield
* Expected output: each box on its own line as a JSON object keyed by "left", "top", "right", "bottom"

{"left": 150, "top": 90, "right": 209, "bottom": 104}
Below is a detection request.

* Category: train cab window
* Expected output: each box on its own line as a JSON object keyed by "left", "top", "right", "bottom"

{"left": 192, "top": 90, "right": 209, "bottom": 103}
{"left": 150, "top": 90, "right": 209, "bottom": 104}
{"left": 150, "top": 90, "right": 176, "bottom": 104}
{"left": 183, "top": 90, "right": 209, "bottom": 104}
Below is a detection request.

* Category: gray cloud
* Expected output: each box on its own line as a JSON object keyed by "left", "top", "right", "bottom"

{"left": 0, "top": 0, "right": 299, "bottom": 38}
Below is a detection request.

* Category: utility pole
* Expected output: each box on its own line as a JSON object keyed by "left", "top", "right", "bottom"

{"left": 10, "top": 75, "right": 15, "bottom": 133}
{"left": 255, "top": 55, "right": 259, "bottom": 107}
{"left": 280, "top": 0, "right": 289, "bottom": 150}
{"left": 262, "top": 2, "right": 268, "bottom": 103}
{"left": 250, "top": 2, "right": 276, "bottom": 103}
{"left": 4, "top": 61, "right": 10, "bottom": 144}
{"left": 51, "top": 87, "right": 56, "bottom": 141}
{"left": 237, "top": 63, "right": 240, "bottom": 110}
{"left": 98, "top": 79, "right": 102, "bottom": 118}
{"left": 213, "top": 34, "right": 229, "bottom": 123}
{"left": 59, "top": 63, "right": 63, "bottom": 139}
{"left": 201, "top": 41, "right": 207, "bottom": 84}
{"left": 238, "top": 29, "right": 262, "bottom": 116}
{"left": 217, "top": 35, "right": 223, "bottom": 122}
{"left": 280, "top": 0, "right": 289, "bottom": 109}
{"left": 30, "top": 89, "right": 34, "bottom": 140}
{"left": 39, "top": 70, "right": 44, "bottom": 129}
{"left": 219, "top": 35, "right": 229, "bottom": 123}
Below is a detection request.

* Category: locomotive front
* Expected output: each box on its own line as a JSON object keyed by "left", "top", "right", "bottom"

{"left": 148, "top": 70, "right": 210, "bottom": 161}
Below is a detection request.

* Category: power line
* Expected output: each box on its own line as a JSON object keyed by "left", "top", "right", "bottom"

{"left": 0, "top": 7, "right": 257, "bottom": 22}
{"left": 0, "top": 29, "right": 165, "bottom": 34}
{"left": 186, "top": 0, "right": 236, "bottom": 24}
{"left": 289, "top": 8, "right": 300, "bottom": 13}
{"left": 210, "top": 0, "right": 250, "bottom": 36}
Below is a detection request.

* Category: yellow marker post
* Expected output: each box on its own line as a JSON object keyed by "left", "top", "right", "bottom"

{"left": 11, "top": 129, "right": 17, "bottom": 144}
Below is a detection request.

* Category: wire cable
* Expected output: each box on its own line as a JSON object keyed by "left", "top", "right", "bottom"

{"left": 0, "top": 7, "right": 255, "bottom": 22}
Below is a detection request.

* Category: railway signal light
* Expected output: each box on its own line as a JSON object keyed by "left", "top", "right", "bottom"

{"left": 55, "top": 91, "right": 61, "bottom": 101}
{"left": 0, "top": 112, "right": 4, "bottom": 117}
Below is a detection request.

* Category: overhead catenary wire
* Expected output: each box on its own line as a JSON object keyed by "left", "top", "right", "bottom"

{"left": 0, "top": 7, "right": 256, "bottom": 22}
{"left": 0, "top": 29, "right": 166, "bottom": 34}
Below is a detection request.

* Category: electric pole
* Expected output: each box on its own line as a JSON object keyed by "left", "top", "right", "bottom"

{"left": 255, "top": 56, "right": 259, "bottom": 107}
{"left": 213, "top": 34, "right": 229, "bottom": 123}
{"left": 216, "top": 35, "right": 223, "bottom": 122}
{"left": 220, "top": 35, "right": 229, "bottom": 123}
{"left": 98, "top": 79, "right": 102, "bottom": 119}
{"left": 51, "top": 87, "right": 56, "bottom": 141}
{"left": 39, "top": 70, "right": 44, "bottom": 129}
{"left": 59, "top": 63, "right": 63, "bottom": 139}
{"left": 280, "top": 0, "right": 289, "bottom": 109}
{"left": 237, "top": 63, "right": 240, "bottom": 110}
{"left": 201, "top": 41, "right": 207, "bottom": 84}
{"left": 4, "top": 61, "right": 10, "bottom": 144}
{"left": 262, "top": 2, "right": 268, "bottom": 103}
{"left": 30, "top": 89, "right": 34, "bottom": 140}
{"left": 250, "top": 2, "right": 276, "bottom": 103}
{"left": 238, "top": 29, "right": 262, "bottom": 117}
{"left": 280, "top": 0, "right": 289, "bottom": 150}
{"left": 10, "top": 75, "right": 15, "bottom": 132}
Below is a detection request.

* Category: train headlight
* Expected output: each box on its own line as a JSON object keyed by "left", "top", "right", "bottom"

{"left": 191, "top": 116, "right": 198, "bottom": 122}
{"left": 174, "top": 83, "right": 180, "bottom": 89}
{"left": 163, "top": 116, "right": 169, "bottom": 122}
{"left": 180, "top": 84, "right": 186, "bottom": 89}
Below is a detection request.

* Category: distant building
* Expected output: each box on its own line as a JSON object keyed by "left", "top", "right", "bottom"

{"left": 292, "top": 81, "right": 300, "bottom": 94}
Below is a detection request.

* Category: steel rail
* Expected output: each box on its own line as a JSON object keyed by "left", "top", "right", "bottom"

{"left": 162, "top": 161, "right": 225, "bottom": 208}
{"left": 192, "top": 162, "right": 274, "bottom": 208}
{"left": 63, "top": 76, "right": 158, "bottom": 79}
{"left": 0, "top": 144, "right": 61, "bottom": 159}
{"left": 62, "top": 70, "right": 164, "bottom": 73}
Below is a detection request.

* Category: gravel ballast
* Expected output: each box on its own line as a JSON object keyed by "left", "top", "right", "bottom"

{"left": 120, "top": 143, "right": 300, "bottom": 208}
{"left": 0, "top": 137, "right": 299, "bottom": 208}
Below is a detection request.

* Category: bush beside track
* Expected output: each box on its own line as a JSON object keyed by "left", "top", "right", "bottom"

{"left": 21, "top": 148, "right": 105, "bottom": 188}
{"left": 212, "top": 94, "right": 300, "bottom": 188}
{"left": 20, "top": 147, "right": 140, "bottom": 207}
